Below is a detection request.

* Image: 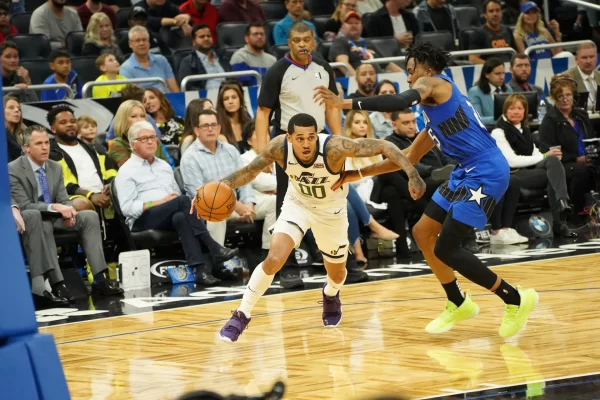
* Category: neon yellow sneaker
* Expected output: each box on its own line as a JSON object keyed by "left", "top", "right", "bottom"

{"left": 425, "top": 291, "right": 479, "bottom": 334}
{"left": 499, "top": 287, "right": 539, "bottom": 338}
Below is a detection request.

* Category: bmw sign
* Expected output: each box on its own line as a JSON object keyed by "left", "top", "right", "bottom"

{"left": 529, "top": 216, "right": 550, "bottom": 235}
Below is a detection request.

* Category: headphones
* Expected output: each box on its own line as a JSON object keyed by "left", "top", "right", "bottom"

{"left": 549, "top": 76, "right": 580, "bottom": 103}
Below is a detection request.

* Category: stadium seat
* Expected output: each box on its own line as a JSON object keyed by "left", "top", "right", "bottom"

{"left": 65, "top": 31, "right": 86, "bottom": 57}
{"left": 415, "top": 31, "right": 456, "bottom": 51}
{"left": 221, "top": 47, "right": 239, "bottom": 64}
{"left": 454, "top": 6, "right": 481, "bottom": 29}
{"left": 114, "top": 29, "right": 129, "bottom": 46}
{"left": 10, "top": 13, "right": 31, "bottom": 33}
{"left": 24, "top": 0, "right": 44, "bottom": 15}
{"left": 116, "top": 8, "right": 131, "bottom": 29}
{"left": 216, "top": 22, "right": 249, "bottom": 49}
{"left": 160, "top": 27, "right": 193, "bottom": 52}
{"left": 260, "top": 1, "right": 287, "bottom": 20}
{"left": 304, "top": 0, "right": 335, "bottom": 16}
{"left": 174, "top": 167, "right": 185, "bottom": 193}
{"left": 311, "top": 15, "right": 330, "bottom": 38}
{"left": 366, "top": 37, "right": 400, "bottom": 58}
{"left": 109, "top": 180, "right": 180, "bottom": 251}
{"left": 271, "top": 45, "right": 289, "bottom": 59}
{"left": 172, "top": 49, "right": 192, "bottom": 74}
{"left": 95, "top": 132, "right": 107, "bottom": 147}
{"left": 453, "top": 0, "right": 482, "bottom": 9}
{"left": 362, "top": 13, "right": 374, "bottom": 36}
{"left": 265, "top": 20, "right": 278, "bottom": 49}
{"left": 7, "top": 34, "right": 51, "bottom": 60}
{"left": 165, "top": 145, "right": 180, "bottom": 166}
{"left": 458, "top": 28, "right": 478, "bottom": 51}
{"left": 317, "top": 41, "right": 333, "bottom": 62}
{"left": 70, "top": 56, "right": 99, "bottom": 84}
{"left": 19, "top": 60, "right": 52, "bottom": 87}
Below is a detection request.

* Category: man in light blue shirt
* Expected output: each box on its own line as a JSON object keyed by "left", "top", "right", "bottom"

{"left": 114, "top": 121, "right": 239, "bottom": 286}
{"left": 120, "top": 26, "right": 180, "bottom": 93}
{"left": 180, "top": 109, "right": 276, "bottom": 250}
{"left": 273, "top": 0, "right": 318, "bottom": 45}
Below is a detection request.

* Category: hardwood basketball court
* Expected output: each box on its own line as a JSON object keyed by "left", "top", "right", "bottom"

{"left": 42, "top": 253, "right": 600, "bottom": 399}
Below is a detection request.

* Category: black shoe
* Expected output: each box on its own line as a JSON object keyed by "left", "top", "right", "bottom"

{"left": 554, "top": 222, "right": 577, "bottom": 237}
{"left": 279, "top": 268, "right": 305, "bottom": 289}
{"left": 92, "top": 279, "right": 124, "bottom": 296}
{"left": 213, "top": 247, "right": 240, "bottom": 263}
{"left": 52, "top": 283, "right": 75, "bottom": 303}
{"left": 557, "top": 198, "right": 573, "bottom": 220}
{"left": 462, "top": 236, "right": 480, "bottom": 253}
{"left": 346, "top": 263, "right": 369, "bottom": 283}
{"left": 396, "top": 238, "right": 411, "bottom": 259}
{"left": 196, "top": 271, "right": 221, "bottom": 286}
{"left": 33, "top": 290, "right": 69, "bottom": 310}
{"left": 212, "top": 266, "right": 236, "bottom": 281}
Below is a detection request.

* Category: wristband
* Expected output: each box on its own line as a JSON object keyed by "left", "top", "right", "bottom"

{"left": 86, "top": 191, "right": 94, "bottom": 199}
{"left": 543, "top": 153, "right": 547, "bottom": 159}
{"left": 357, "top": 169, "right": 363, "bottom": 179}
{"left": 148, "top": 201, "right": 153, "bottom": 209}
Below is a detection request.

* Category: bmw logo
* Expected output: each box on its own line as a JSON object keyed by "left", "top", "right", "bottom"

{"left": 529, "top": 216, "right": 550, "bottom": 235}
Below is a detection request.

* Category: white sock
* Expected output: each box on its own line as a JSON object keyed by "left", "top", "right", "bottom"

{"left": 238, "top": 263, "right": 274, "bottom": 318}
{"left": 31, "top": 275, "right": 46, "bottom": 296}
{"left": 324, "top": 270, "right": 347, "bottom": 297}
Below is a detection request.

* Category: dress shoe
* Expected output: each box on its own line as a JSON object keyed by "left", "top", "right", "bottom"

{"left": 52, "top": 283, "right": 75, "bottom": 303}
{"left": 195, "top": 271, "right": 221, "bottom": 286}
{"left": 33, "top": 290, "right": 69, "bottom": 310}
{"left": 213, "top": 247, "right": 240, "bottom": 263}
{"left": 554, "top": 222, "right": 577, "bottom": 237}
{"left": 92, "top": 279, "right": 124, "bottom": 296}
{"left": 557, "top": 198, "right": 573, "bottom": 220}
{"left": 279, "top": 268, "right": 305, "bottom": 289}
{"left": 346, "top": 255, "right": 369, "bottom": 283}
{"left": 213, "top": 265, "right": 236, "bottom": 281}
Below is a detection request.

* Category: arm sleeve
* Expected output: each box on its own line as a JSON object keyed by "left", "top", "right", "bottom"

{"left": 115, "top": 173, "right": 144, "bottom": 220}
{"left": 491, "top": 128, "right": 543, "bottom": 168}
{"left": 351, "top": 90, "right": 421, "bottom": 112}
{"left": 180, "top": 153, "right": 206, "bottom": 198}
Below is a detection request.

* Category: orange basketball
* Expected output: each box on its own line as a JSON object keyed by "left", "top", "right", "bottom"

{"left": 194, "top": 182, "right": 236, "bottom": 222}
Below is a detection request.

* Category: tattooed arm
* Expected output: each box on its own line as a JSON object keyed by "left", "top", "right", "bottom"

{"left": 220, "top": 135, "right": 285, "bottom": 190}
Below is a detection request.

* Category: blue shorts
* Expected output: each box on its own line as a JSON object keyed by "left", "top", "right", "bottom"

{"left": 432, "top": 148, "right": 510, "bottom": 229}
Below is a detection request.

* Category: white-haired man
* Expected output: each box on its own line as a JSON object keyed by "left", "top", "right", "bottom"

{"left": 114, "top": 121, "right": 239, "bottom": 286}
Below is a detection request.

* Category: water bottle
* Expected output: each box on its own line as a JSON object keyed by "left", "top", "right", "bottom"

{"left": 538, "top": 100, "right": 547, "bottom": 121}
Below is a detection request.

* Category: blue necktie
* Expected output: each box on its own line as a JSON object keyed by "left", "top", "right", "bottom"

{"left": 36, "top": 168, "right": 52, "bottom": 204}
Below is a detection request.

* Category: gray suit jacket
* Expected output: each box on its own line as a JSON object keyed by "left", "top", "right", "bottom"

{"left": 566, "top": 66, "right": 600, "bottom": 94}
{"left": 507, "top": 79, "right": 544, "bottom": 99}
{"left": 8, "top": 156, "right": 72, "bottom": 211}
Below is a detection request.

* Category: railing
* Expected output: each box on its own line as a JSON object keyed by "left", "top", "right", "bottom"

{"left": 361, "top": 47, "right": 517, "bottom": 65}
{"left": 524, "top": 40, "right": 595, "bottom": 56}
{"left": 4, "top": 83, "right": 75, "bottom": 98}
{"left": 82, "top": 78, "right": 167, "bottom": 98}
{"left": 329, "top": 62, "right": 350, "bottom": 75}
{"left": 181, "top": 71, "right": 262, "bottom": 91}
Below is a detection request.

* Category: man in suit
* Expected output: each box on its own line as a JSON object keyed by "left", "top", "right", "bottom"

{"left": 567, "top": 42, "right": 600, "bottom": 111}
{"left": 508, "top": 54, "right": 544, "bottom": 98}
{"left": 365, "top": 0, "right": 418, "bottom": 47}
{"left": 9, "top": 126, "right": 124, "bottom": 297}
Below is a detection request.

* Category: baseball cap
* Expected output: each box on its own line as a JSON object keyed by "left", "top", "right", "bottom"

{"left": 129, "top": 6, "right": 148, "bottom": 20}
{"left": 344, "top": 11, "right": 361, "bottom": 23}
{"left": 520, "top": 1, "right": 539, "bottom": 13}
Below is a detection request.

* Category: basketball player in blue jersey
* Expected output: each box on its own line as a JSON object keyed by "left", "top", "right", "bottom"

{"left": 314, "top": 42, "right": 539, "bottom": 338}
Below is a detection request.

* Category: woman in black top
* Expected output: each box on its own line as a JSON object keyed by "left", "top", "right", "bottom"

{"left": 143, "top": 88, "right": 184, "bottom": 146}
{"left": 4, "top": 95, "right": 24, "bottom": 162}
{"left": 216, "top": 81, "right": 251, "bottom": 150}
{"left": 82, "top": 12, "right": 123, "bottom": 58}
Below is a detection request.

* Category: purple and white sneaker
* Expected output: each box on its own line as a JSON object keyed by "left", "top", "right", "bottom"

{"left": 321, "top": 285, "right": 342, "bottom": 328}
{"left": 218, "top": 310, "right": 251, "bottom": 343}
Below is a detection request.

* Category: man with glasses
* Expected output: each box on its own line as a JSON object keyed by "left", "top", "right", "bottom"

{"left": 115, "top": 120, "right": 240, "bottom": 287}
{"left": 180, "top": 109, "right": 277, "bottom": 255}
{"left": 230, "top": 22, "right": 277, "bottom": 86}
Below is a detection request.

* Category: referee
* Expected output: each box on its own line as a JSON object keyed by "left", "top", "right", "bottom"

{"left": 256, "top": 22, "right": 367, "bottom": 287}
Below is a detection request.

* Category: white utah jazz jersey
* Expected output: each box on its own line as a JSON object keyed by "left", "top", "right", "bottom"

{"left": 284, "top": 133, "right": 348, "bottom": 214}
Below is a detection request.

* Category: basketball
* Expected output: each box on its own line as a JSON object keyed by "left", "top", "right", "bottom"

{"left": 194, "top": 181, "right": 236, "bottom": 222}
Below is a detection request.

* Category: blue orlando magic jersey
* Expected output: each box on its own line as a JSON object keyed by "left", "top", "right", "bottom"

{"left": 420, "top": 75, "right": 497, "bottom": 162}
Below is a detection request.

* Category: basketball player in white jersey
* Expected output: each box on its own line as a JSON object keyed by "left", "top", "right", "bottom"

{"left": 194, "top": 113, "right": 426, "bottom": 343}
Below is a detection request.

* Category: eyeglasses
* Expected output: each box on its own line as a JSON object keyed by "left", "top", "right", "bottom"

{"left": 135, "top": 135, "right": 156, "bottom": 143}
{"left": 557, "top": 93, "right": 574, "bottom": 101}
{"left": 249, "top": 32, "right": 265, "bottom": 37}
{"left": 198, "top": 123, "right": 219, "bottom": 130}
{"left": 131, "top": 38, "right": 149, "bottom": 44}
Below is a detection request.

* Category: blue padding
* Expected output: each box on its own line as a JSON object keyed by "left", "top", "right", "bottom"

{"left": 0, "top": 341, "right": 40, "bottom": 400}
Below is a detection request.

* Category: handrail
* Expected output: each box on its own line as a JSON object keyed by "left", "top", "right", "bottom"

{"left": 181, "top": 71, "right": 262, "bottom": 91}
{"left": 82, "top": 78, "right": 167, "bottom": 98}
{"left": 362, "top": 47, "right": 517, "bottom": 65}
{"left": 524, "top": 40, "right": 594, "bottom": 56}
{"left": 329, "top": 62, "right": 350, "bottom": 75}
{"left": 4, "top": 83, "right": 74, "bottom": 98}
{"left": 562, "top": 0, "right": 600, "bottom": 11}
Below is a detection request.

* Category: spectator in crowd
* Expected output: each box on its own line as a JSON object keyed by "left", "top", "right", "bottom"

{"left": 356, "top": 0, "right": 383, "bottom": 15}
{"left": 109, "top": 100, "right": 172, "bottom": 167}
{"left": 0, "top": 2, "right": 17, "bottom": 44}
{"left": 106, "top": 84, "right": 162, "bottom": 142}
{"left": 76, "top": 115, "right": 98, "bottom": 146}
{"left": 567, "top": 43, "right": 600, "bottom": 112}
{"left": 5, "top": 95, "right": 24, "bottom": 163}
{"left": 366, "top": 0, "right": 418, "bottom": 48}
{"left": 118, "top": 7, "right": 171, "bottom": 56}
{"left": 180, "top": 109, "right": 276, "bottom": 252}
{"left": 77, "top": 0, "right": 116, "bottom": 29}
{"left": 273, "top": 0, "right": 317, "bottom": 46}
{"left": 143, "top": 88, "right": 185, "bottom": 145}
{"left": 216, "top": 81, "right": 251, "bottom": 148}
{"left": 177, "top": 24, "right": 231, "bottom": 91}
{"left": 179, "top": 0, "right": 218, "bottom": 40}
{"left": 230, "top": 22, "right": 276, "bottom": 86}
{"left": 325, "top": 0, "right": 357, "bottom": 39}
{"left": 507, "top": 53, "right": 544, "bottom": 98}
{"left": 82, "top": 12, "right": 123, "bottom": 58}
{"left": 181, "top": 98, "right": 214, "bottom": 154}
{"left": 9, "top": 126, "right": 123, "bottom": 296}
{"left": 492, "top": 93, "right": 574, "bottom": 237}
{"left": 330, "top": 11, "right": 403, "bottom": 77}
{"left": 239, "top": 121, "right": 276, "bottom": 206}
{"left": 40, "top": 49, "right": 83, "bottom": 101}
{"left": 121, "top": 26, "right": 180, "bottom": 93}
{"left": 30, "top": 0, "right": 83, "bottom": 47}
{"left": 469, "top": 0, "right": 516, "bottom": 65}
{"left": 48, "top": 105, "right": 116, "bottom": 212}
{"left": 8, "top": 0, "right": 23, "bottom": 14}
{"left": 138, "top": 0, "right": 192, "bottom": 36}
{"left": 115, "top": 120, "right": 239, "bottom": 286}
{"left": 467, "top": 57, "right": 512, "bottom": 125}
{"left": 1, "top": 42, "right": 37, "bottom": 103}
{"left": 540, "top": 74, "right": 597, "bottom": 218}
{"left": 370, "top": 79, "right": 397, "bottom": 139}
{"left": 92, "top": 53, "right": 126, "bottom": 98}
{"left": 217, "top": 0, "right": 266, "bottom": 24}
{"left": 347, "top": 63, "right": 377, "bottom": 99}
{"left": 513, "top": 2, "right": 564, "bottom": 62}
{"left": 414, "top": 0, "right": 459, "bottom": 41}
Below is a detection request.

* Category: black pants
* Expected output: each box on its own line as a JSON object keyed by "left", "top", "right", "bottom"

{"left": 563, "top": 162, "right": 593, "bottom": 212}
{"left": 490, "top": 174, "right": 521, "bottom": 230}
{"left": 513, "top": 156, "right": 569, "bottom": 212}
{"left": 132, "top": 196, "right": 221, "bottom": 268}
